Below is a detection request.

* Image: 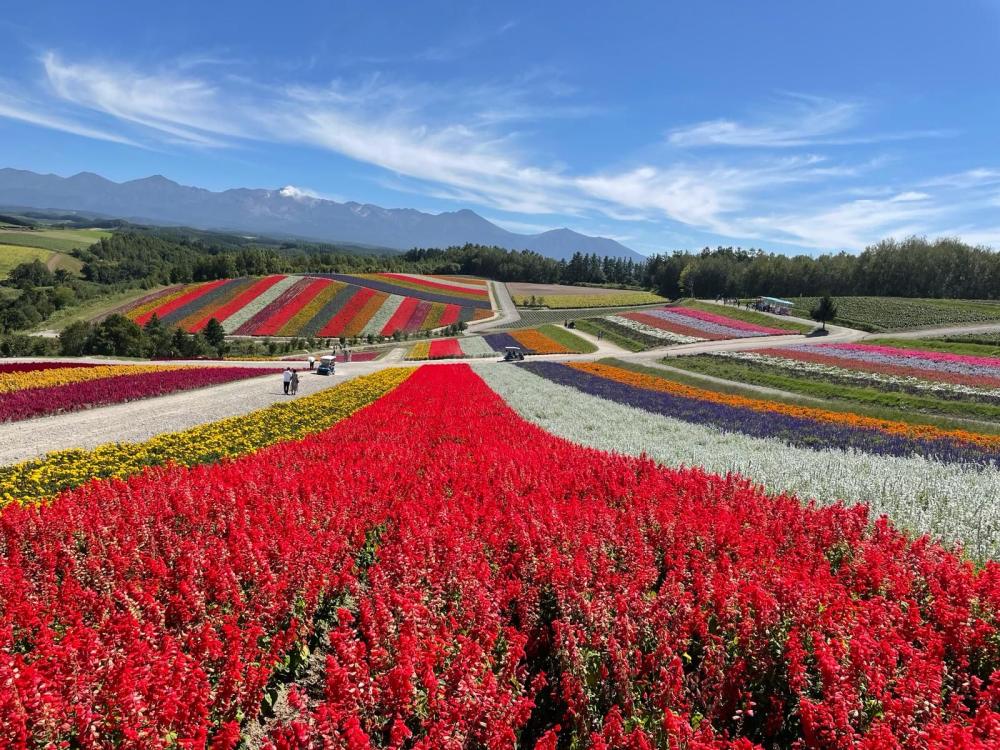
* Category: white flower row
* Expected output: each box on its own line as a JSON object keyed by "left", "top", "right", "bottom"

{"left": 605, "top": 315, "right": 703, "bottom": 344}
{"left": 361, "top": 294, "right": 406, "bottom": 336}
{"left": 715, "top": 351, "right": 1000, "bottom": 402}
{"left": 221, "top": 276, "right": 300, "bottom": 333}
{"left": 474, "top": 363, "right": 1000, "bottom": 560}
{"left": 459, "top": 336, "right": 498, "bottom": 357}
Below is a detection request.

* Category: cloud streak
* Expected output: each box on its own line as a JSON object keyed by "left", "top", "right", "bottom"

{"left": 668, "top": 94, "right": 950, "bottom": 148}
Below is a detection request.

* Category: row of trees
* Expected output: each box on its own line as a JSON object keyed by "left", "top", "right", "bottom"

{"left": 642, "top": 238, "right": 1000, "bottom": 300}
{"left": 59, "top": 231, "right": 1000, "bottom": 301}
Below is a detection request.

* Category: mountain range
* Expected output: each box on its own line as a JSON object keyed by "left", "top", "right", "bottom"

{"left": 0, "top": 168, "right": 642, "bottom": 261}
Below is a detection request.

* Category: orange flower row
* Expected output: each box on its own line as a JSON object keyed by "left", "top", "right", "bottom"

{"left": 511, "top": 329, "right": 569, "bottom": 354}
{"left": 569, "top": 362, "right": 1000, "bottom": 450}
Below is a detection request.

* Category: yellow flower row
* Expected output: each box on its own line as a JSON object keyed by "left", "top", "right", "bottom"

{"left": 0, "top": 367, "right": 415, "bottom": 506}
{"left": 124, "top": 284, "right": 195, "bottom": 320}
{"left": 421, "top": 302, "right": 447, "bottom": 330}
{"left": 0, "top": 364, "right": 189, "bottom": 394}
{"left": 405, "top": 342, "right": 431, "bottom": 360}
{"left": 514, "top": 291, "right": 667, "bottom": 309}
{"left": 278, "top": 280, "right": 346, "bottom": 337}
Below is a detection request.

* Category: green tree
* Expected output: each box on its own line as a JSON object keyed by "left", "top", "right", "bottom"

{"left": 810, "top": 294, "right": 838, "bottom": 331}
{"left": 59, "top": 321, "right": 93, "bottom": 356}
{"left": 88, "top": 314, "right": 144, "bottom": 357}
{"left": 202, "top": 318, "right": 227, "bottom": 356}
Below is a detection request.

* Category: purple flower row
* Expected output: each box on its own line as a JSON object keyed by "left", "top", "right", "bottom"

{"left": 643, "top": 308, "right": 773, "bottom": 338}
{"left": 311, "top": 273, "right": 492, "bottom": 309}
{"left": 521, "top": 362, "right": 1000, "bottom": 467}
{"left": 796, "top": 344, "right": 1000, "bottom": 379}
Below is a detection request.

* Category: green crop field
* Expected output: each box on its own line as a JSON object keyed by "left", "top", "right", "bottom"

{"left": 512, "top": 289, "right": 666, "bottom": 308}
{"left": 0, "top": 228, "right": 111, "bottom": 253}
{"left": 0, "top": 242, "right": 85, "bottom": 277}
{"left": 0, "top": 244, "right": 53, "bottom": 276}
{"left": 790, "top": 296, "right": 1000, "bottom": 332}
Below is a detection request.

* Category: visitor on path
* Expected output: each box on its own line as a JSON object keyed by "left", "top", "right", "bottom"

{"left": 283, "top": 367, "right": 293, "bottom": 394}
{"left": 290, "top": 370, "right": 299, "bottom": 395}
{"left": 307, "top": 355, "right": 315, "bottom": 370}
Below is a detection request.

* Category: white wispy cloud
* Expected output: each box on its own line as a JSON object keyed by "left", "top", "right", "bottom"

{"left": 42, "top": 53, "right": 242, "bottom": 147}
{"left": 668, "top": 94, "right": 949, "bottom": 148}
{"left": 0, "top": 89, "right": 141, "bottom": 146}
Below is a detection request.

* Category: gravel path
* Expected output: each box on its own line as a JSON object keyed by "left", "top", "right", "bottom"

{"left": 467, "top": 281, "right": 520, "bottom": 331}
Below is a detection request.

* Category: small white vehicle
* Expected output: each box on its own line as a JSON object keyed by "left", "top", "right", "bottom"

{"left": 317, "top": 355, "right": 336, "bottom": 375}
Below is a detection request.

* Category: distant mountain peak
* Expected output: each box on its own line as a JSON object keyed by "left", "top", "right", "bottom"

{"left": 0, "top": 168, "right": 644, "bottom": 261}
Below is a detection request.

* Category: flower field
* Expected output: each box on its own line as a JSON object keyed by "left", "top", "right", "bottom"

{"left": 0, "top": 362, "right": 275, "bottom": 422}
{"left": 404, "top": 326, "right": 595, "bottom": 360}
{"left": 577, "top": 304, "right": 792, "bottom": 351}
{"left": 310, "top": 272, "right": 493, "bottom": 308}
{"left": 757, "top": 342, "right": 1000, "bottom": 389}
{"left": 512, "top": 290, "right": 667, "bottom": 308}
{"left": 1, "top": 364, "right": 999, "bottom": 747}
{"left": 404, "top": 336, "right": 495, "bottom": 360}
{"left": 691, "top": 348, "right": 1000, "bottom": 404}
{"left": 119, "top": 274, "right": 495, "bottom": 337}
{"left": 0, "top": 368, "right": 412, "bottom": 505}
{"left": 477, "top": 361, "right": 1000, "bottom": 559}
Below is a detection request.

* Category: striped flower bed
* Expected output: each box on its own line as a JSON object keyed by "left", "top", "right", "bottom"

{"left": 125, "top": 274, "right": 496, "bottom": 338}
{"left": 313, "top": 273, "right": 492, "bottom": 309}
{"left": 522, "top": 361, "right": 1000, "bottom": 465}
{"left": 0, "top": 365, "right": 274, "bottom": 422}
{"left": 764, "top": 343, "right": 1000, "bottom": 388}
{"left": 404, "top": 337, "right": 498, "bottom": 360}
{"left": 617, "top": 306, "right": 787, "bottom": 341}
{"left": 475, "top": 362, "right": 1000, "bottom": 560}
{"left": 712, "top": 351, "right": 1000, "bottom": 403}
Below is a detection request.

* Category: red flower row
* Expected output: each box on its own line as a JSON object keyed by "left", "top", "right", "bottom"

{"left": 0, "top": 367, "right": 274, "bottom": 422}
{"left": 0, "top": 365, "right": 997, "bottom": 748}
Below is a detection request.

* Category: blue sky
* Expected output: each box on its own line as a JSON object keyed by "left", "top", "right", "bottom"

{"left": 1, "top": 0, "right": 999, "bottom": 255}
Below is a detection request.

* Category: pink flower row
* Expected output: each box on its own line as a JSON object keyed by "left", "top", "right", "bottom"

{"left": 833, "top": 342, "right": 1000, "bottom": 370}
{"left": 0, "top": 367, "right": 275, "bottom": 422}
{"left": 671, "top": 306, "right": 788, "bottom": 334}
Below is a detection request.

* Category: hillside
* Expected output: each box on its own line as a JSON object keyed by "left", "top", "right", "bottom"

{"left": 112, "top": 273, "right": 495, "bottom": 337}
{"left": 0, "top": 168, "right": 644, "bottom": 261}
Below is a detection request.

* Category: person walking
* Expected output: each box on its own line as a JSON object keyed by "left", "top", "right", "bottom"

{"left": 290, "top": 370, "right": 299, "bottom": 395}
{"left": 282, "top": 367, "right": 293, "bottom": 395}
{"left": 307, "top": 355, "right": 315, "bottom": 370}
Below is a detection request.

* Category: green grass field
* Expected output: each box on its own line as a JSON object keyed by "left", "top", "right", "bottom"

{"left": 790, "top": 296, "right": 1000, "bottom": 332}
{"left": 0, "top": 244, "right": 53, "bottom": 276}
{"left": 536, "top": 324, "right": 598, "bottom": 353}
{"left": 0, "top": 242, "right": 85, "bottom": 277}
{"left": 0, "top": 228, "right": 111, "bottom": 253}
